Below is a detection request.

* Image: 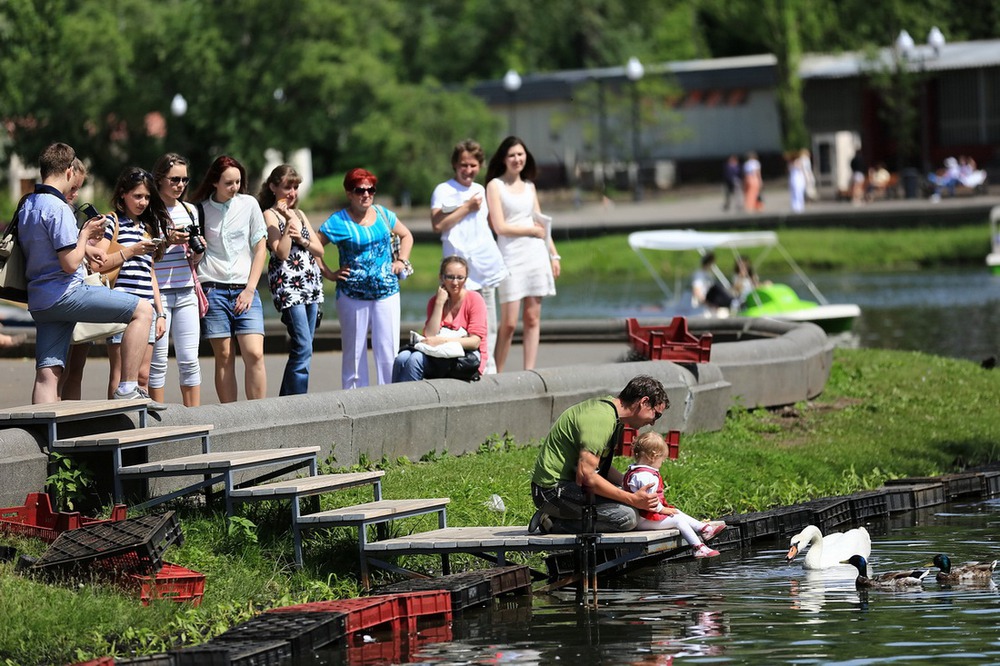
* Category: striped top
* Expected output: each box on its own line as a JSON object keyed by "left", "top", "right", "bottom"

{"left": 105, "top": 215, "right": 156, "bottom": 303}
{"left": 154, "top": 202, "right": 198, "bottom": 291}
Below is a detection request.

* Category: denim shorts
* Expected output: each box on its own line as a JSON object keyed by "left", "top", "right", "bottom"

{"left": 32, "top": 281, "right": 139, "bottom": 368}
{"left": 202, "top": 284, "right": 265, "bottom": 338}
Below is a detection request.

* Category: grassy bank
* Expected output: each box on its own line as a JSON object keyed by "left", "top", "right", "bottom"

{"left": 371, "top": 224, "right": 991, "bottom": 293}
{"left": 2, "top": 348, "right": 998, "bottom": 664}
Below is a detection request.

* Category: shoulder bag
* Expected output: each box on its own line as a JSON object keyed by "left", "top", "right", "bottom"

{"left": 98, "top": 212, "right": 123, "bottom": 287}
{"left": 0, "top": 194, "right": 31, "bottom": 303}
{"left": 71, "top": 272, "right": 128, "bottom": 344}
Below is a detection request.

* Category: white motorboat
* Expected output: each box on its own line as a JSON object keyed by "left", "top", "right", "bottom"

{"left": 628, "top": 230, "right": 862, "bottom": 333}
{"left": 987, "top": 205, "right": 1000, "bottom": 275}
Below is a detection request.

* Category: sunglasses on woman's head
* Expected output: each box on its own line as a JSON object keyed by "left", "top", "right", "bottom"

{"left": 352, "top": 186, "right": 376, "bottom": 196}
{"left": 129, "top": 170, "right": 153, "bottom": 183}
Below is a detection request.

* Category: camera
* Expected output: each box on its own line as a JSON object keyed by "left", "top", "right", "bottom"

{"left": 186, "top": 225, "right": 206, "bottom": 254}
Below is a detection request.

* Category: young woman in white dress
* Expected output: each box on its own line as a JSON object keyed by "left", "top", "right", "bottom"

{"left": 485, "top": 136, "right": 560, "bottom": 372}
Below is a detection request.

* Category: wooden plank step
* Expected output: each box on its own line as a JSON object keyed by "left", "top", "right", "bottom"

{"left": 298, "top": 498, "right": 450, "bottom": 526}
{"left": 52, "top": 424, "right": 214, "bottom": 449}
{"left": 0, "top": 399, "right": 149, "bottom": 421}
{"left": 230, "top": 471, "right": 385, "bottom": 499}
{"left": 363, "top": 525, "right": 684, "bottom": 553}
{"left": 119, "top": 446, "right": 320, "bottom": 475}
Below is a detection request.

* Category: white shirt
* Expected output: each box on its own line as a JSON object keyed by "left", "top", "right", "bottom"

{"left": 430, "top": 179, "right": 508, "bottom": 290}
{"left": 197, "top": 193, "right": 266, "bottom": 284}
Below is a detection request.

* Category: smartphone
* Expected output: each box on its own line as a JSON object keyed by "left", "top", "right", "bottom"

{"left": 78, "top": 203, "right": 101, "bottom": 220}
{"left": 148, "top": 238, "right": 165, "bottom": 244}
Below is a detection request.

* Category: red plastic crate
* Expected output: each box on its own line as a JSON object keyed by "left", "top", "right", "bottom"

{"left": 269, "top": 596, "right": 401, "bottom": 638}
{"left": 618, "top": 428, "right": 680, "bottom": 459}
{"left": 0, "top": 493, "right": 127, "bottom": 543}
{"left": 129, "top": 562, "right": 205, "bottom": 606}
{"left": 368, "top": 590, "right": 452, "bottom": 634}
{"left": 627, "top": 317, "right": 712, "bottom": 363}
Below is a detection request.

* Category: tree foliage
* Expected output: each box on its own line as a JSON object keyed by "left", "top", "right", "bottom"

{"left": 2, "top": 0, "right": 999, "bottom": 202}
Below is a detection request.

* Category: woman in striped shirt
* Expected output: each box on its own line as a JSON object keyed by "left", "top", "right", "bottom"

{"left": 148, "top": 153, "right": 204, "bottom": 407}
{"left": 96, "top": 167, "right": 170, "bottom": 399}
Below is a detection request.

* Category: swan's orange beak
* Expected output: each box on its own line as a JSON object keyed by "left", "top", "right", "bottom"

{"left": 785, "top": 545, "right": 799, "bottom": 562}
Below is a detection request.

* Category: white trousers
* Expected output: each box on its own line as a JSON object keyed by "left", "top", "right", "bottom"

{"left": 479, "top": 285, "right": 498, "bottom": 375}
{"left": 636, "top": 509, "right": 707, "bottom": 547}
{"left": 148, "top": 288, "right": 202, "bottom": 389}
{"left": 336, "top": 292, "right": 400, "bottom": 389}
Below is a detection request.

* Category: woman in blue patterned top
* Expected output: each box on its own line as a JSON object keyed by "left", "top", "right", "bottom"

{"left": 261, "top": 164, "right": 326, "bottom": 396}
{"left": 96, "top": 167, "right": 170, "bottom": 399}
{"left": 318, "top": 168, "right": 413, "bottom": 389}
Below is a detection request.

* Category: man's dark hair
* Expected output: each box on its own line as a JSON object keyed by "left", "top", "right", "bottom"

{"left": 39, "top": 143, "right": 76, "bottom": 180}
{"left": 618, "top": 375, "right": 669, "bottom": 410}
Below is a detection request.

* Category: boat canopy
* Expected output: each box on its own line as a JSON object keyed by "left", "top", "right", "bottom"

{"left": 628, "top": 230, "right": 779, "bottom": 252}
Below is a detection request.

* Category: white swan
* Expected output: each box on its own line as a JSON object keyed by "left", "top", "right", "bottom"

{"left": 785, "top": 525, "right": 871, "bottom": 570}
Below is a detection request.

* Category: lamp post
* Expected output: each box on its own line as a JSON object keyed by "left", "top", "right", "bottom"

{"left": 625, "top": 56, "right": 645, "bottom": 201}
{"left": 895, "top": 27, "right": 945, "bottom": 174}
{"left": 503, "top": 69, "right": 522, "bottom": 135}
{"left": 170, "top": 93, "right": 187, "bottom": 118}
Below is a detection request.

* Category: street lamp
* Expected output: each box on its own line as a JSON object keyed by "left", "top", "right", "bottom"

{"left": 503, "top": 69, "right": 522, "bottom": 135}
{"left": 625, "top": 56, "right": 645, "bottom": 201}
{"left": 170, "top": 93, "right": 188, "bottom": 117}
{"left": 894, "top": 27, "right": 946, "bottom": 174}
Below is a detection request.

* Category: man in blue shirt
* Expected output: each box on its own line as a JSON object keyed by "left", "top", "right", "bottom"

{"left": 18, "top": 143, "right": 162, "bottom": 407}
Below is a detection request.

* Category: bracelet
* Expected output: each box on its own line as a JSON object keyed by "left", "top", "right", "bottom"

{"left": 550, "top": 254, "right": 561, "bottom": 260}
{"left": 156, "top": 313, "right": 167, "bottom": 320}
{"left": 400, "top": 259, "right": 412, "bottom": 269}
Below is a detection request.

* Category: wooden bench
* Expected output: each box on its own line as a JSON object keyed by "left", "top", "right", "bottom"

{"left": 229, "top": 470, "right": 386, "bottom": 566}
{"left": 298, "top": 497, "right": 450, "bottom": 589}
{"left": 0, "top": 399, "right": 151, "bottom": 449}
{"left": 52, "top": 424, "right": 214, "bottom": 503}
{"left": 118, "top": 446, "right": 320, "bottom": 515}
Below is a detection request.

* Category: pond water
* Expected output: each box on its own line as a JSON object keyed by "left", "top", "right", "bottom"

{"left": 316, "top": 498, "right": 1000, "bottom": 665}
{"left": 395, "top": 267, "right": 1000, "bottom": 362}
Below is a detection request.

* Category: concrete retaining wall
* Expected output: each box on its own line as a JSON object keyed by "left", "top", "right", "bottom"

{"left": 0, "top": 319, "right": 832, "bottom": 506}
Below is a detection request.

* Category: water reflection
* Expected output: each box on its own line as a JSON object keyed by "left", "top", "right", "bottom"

{"left": 383, "top": 498, "right": 1000, "bottom": 665}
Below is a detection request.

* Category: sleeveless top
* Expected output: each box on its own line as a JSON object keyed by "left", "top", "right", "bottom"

{"left": 266, "top": 209, "right": 324, "bottom": 310}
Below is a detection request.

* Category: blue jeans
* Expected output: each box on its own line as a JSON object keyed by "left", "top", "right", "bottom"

{"left": 279, "top": 302, "right": 318, "bottom": 395}
{"left": 392, "top": 348, "right": 428, "bottom": 382}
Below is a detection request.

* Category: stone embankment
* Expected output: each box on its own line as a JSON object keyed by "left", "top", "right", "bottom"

{"left": 0, "top": 318, "right": 832, "bottom": 505}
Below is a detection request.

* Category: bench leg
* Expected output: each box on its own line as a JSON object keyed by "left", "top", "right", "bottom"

{"left": 438, "top": 509, "right": 450, "bottom": 575}
{"left": 292, "top": 497, "right": 304, "bottom": 568}
{"left": 359, "top": 523, "right": 371, "bottom": 591}
{"left": 224, "top": 470, "right": 234, "bottom": 517}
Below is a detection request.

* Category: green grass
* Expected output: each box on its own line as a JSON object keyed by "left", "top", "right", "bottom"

{"left": 2, "top": 348, "right": 998, "bottom": 664}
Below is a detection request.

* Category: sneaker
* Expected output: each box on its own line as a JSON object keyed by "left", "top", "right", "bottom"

{"left": 528, "top": 509, "right": 552, "bottom": 534}
{"left": 701, "top": 523, "right": 727, "bottom": 541}
{"left": 693, "top": 544, "right": 720, "bottom": 559}
{"left": 114, "top": 387, "right": 167, "bottom": 412}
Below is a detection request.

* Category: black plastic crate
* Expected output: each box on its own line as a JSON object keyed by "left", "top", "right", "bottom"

{"left": 773, "top": 506, "right": 815, "bottom": 536}
{"left": 726, "top": 510, "right": 779, "bottom": 544}
{"left": 884, "top": 486, "right": 914, "bottom": 514}
{"left": 378, "top": 570, "right": 493, "bottom": 611}
{"left": 34, "top": 512, "right": 182, "bottom": 575}
{"left": 982, "top": 472, "right": 1000, "bottom": 498}
{"left": 799, "top": 498, "right": 852, "bottom": 532}
{"left": 849, "top": 490, "right": 889, "bottom": 522}
{"left": 484, "top": 565, "right": 532, "bottom": 597}
{"left": 214, "top": 612, "right": 344, "bottom": 656}
{"left": 173, "top": 639, "right": 292, "bottom": 666}
{"left": 115, "top": 654, "right": 175, "bottom": 665}
{"left": 941, "top": 473, "right": 983, "bottom": 498}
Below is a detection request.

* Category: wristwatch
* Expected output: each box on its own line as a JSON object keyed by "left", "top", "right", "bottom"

{"left": 156, "top": 313, "right": 167, "bottom": 320}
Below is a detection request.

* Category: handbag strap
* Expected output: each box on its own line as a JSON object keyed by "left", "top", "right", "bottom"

{"left": 4, "top": 192, "right": 32, "bottom": 241}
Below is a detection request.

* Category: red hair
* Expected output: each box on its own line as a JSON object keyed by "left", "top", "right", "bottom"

{"left": 343, "top": 168, "right": 378, "bottom": 191}
{"left": 189, "top": 155, "right": 248, "bottom": 202}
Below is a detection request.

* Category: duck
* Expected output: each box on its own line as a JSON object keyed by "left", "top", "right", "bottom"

{"left": 785, "top": 525, "right": 872, "bottom": 570}
{"left": 842, "top": 554, "right": 929, "bottom": 589}
{"left": 929, "top": 554, "right": 998, "bottom": 584}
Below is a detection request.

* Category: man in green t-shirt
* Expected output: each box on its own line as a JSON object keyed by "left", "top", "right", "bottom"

{"left": 529, "top": 375, "right": 668, "bottom": 534}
